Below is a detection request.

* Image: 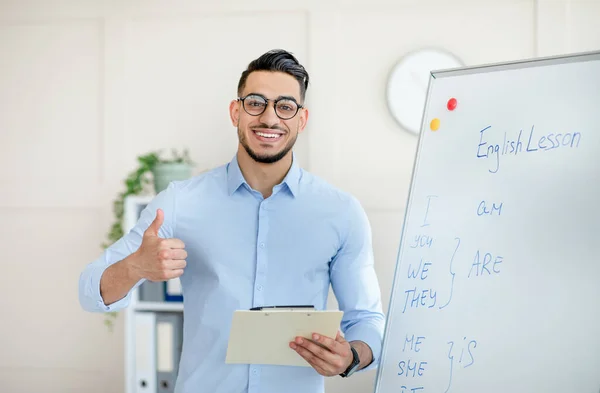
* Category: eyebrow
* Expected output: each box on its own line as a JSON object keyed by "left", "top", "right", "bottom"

{"left": 247, "top": 92, "right": 299, "bottom": 102}
{"left": 275, "top": 95, "right": 298, "bottom": 102}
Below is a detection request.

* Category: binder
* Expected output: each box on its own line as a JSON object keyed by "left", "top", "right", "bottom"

{"left": 139, "top": 279, "right": 182, "bottom": 302}
{"left": 139, "top": 281, "right": 165, "bottom": 302}
{"left": 164, "top": 278, "right": 183, "bottom": 302}
{"left": 135, "top": 312, "right": 157, "bottom": 393}
{"left": 156, "top": 312, "right": 183, "bottom": 393}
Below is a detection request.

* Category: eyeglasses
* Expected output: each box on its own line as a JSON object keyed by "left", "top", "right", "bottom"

{"left": 237, "top": 94, "right": 303, "bottom": 120}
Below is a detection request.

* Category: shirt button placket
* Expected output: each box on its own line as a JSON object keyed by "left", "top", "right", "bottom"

{"left": 249, "top": 201, "right": 268, "bottom": 393}
{"left": 248, "top": 366, "right": 261, "bottom": 393}
{"left": 253, "top": 201, "right": 269, "bottom": 308}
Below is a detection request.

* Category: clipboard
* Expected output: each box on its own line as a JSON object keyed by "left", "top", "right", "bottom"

{"left": 225, "top": 306, "right": 344, "bottom": 367}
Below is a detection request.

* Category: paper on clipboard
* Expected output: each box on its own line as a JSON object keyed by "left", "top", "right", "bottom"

{"left": 225, "top": 309, "right": 343, "bottom": 367}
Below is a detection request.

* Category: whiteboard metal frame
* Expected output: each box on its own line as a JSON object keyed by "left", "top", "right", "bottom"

{"left": 431, "top": 49, "right": 600, "bottom": 79}
{"left": 372, "top": 48, "right": 600, "bottom": 393}
{"left": 373, "top": 56, "right": 435, "bottom": 393}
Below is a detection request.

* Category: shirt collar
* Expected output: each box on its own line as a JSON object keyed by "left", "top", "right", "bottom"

{"left": 226, "top": 153, "right": 301, "bottom": 197}
{"left": 281, "top": 153, "right": 301, "bottom": 197}
{"left": 226, "top": 154, "right": 246, "bottom": 195}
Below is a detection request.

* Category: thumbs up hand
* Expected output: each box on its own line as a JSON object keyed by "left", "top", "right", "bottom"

{"left": 130, "top": 208, "right": 187, "bottom": 282}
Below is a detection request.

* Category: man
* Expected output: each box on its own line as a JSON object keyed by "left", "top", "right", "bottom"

{"left": 79, "top": 49, "right": 385, "bottom": 393}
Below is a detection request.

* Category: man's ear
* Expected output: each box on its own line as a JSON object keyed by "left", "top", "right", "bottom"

{"left": 297, "top": 107, "right": 309, "bottom": 134}
{"left": 229, "top": 100, "right": 240, "bottom": 127}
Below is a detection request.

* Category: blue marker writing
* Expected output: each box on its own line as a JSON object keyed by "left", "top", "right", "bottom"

{"left": 439, "top": 238, "right": 460, "bottom": 310}
{"left": 468, "top": 251, "right": 503, "bottom": 278}
{"left": 477, "top": 200, "right": 502, "bottom": 216}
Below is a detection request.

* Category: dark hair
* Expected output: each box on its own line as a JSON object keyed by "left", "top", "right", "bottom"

{"left": 237, "top": 49, "right": 309, "bottom": 101}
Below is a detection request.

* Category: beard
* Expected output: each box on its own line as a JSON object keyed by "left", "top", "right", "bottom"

{"left": 238, "top": 125, "right": 298, "bottom": 164}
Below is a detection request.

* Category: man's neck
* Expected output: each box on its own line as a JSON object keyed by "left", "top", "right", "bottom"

{"left": 236, "top": 148, "right": 293, "bottom": 198}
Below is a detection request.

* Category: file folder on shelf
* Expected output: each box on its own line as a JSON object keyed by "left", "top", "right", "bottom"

{"left": 164, "top": 278, "right": 183, "bottom": 302}
{"left": 139, "top": 279, "right": 183, "bottom": 303}
{"left": 135, "top": 312, "right": 157, "bottom": 393}
{"left": 139, "top": 281, "right": 165, "bottom": 302}
{"left": 156, "top": 312, "right": 183, "bottom": 393}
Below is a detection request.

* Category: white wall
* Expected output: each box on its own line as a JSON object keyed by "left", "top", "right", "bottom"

{"left": 0, "top": 0, "right": 598, "bottom": 392}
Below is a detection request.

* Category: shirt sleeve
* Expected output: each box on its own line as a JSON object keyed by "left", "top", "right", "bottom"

{"left": 329, "top": 195, "right": 386, "bottom": 371}
{"left": 78, "top": 182, "right": 177, "bottom": 313}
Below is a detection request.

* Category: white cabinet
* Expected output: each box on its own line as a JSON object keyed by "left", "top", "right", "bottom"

{"left": 123, "top": 195, "right": 184, "bottom": 393}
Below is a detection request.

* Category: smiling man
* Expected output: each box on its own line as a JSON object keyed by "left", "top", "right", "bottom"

{"left": 78, "top": 49, "right": 385, "bottom": 393}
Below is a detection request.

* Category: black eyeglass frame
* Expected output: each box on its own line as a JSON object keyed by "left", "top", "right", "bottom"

{"left": 237, "top": 93, "right": 304, "bottom": 120}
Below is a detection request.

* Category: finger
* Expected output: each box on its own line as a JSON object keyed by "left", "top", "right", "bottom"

{"left": 293, "top": 337, "right": 338, "bottom": 365}
{"left": 312, "top": 333, "right": 346, "bottom": 356}
{"left": 162, "top": 238, "right": 185, "bottom": 249}
{"left": 168, "top": 249, "right": 188, "bottom": 260}
{"left": 164, "top": 268, "right": 184, "bottom": 280}
{"left": 153, "top": 267, "right": 184, "bottom": 282}
{"left": 157, "top": 248, "right": 187, "bottom": 264}
{"left": 158, "top": 255, "right": 186, "bottom": 268}
{"left": 166, "top": 259, "right": 187, "bottom": 270}
{"left": 290, "top": 342, "right": 334, "bottom": 375}
{"left": 145, "top": 209, "right": 164, "bottom": 236}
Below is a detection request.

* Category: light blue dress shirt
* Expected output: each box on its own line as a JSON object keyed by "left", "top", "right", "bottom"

{"left": 79, "top": 154, "right": 385, "bottom": 393}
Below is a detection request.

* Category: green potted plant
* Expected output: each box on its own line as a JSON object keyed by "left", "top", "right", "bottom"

{"left": 101, "top": 148, "right": 194, "bottom": 331}
{"left": 151, "top": 149, "right": 194, "bottom": 194}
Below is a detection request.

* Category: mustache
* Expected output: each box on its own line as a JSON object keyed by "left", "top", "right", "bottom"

{"left": 250, "top": 123, "right": 286, "bottom": 133}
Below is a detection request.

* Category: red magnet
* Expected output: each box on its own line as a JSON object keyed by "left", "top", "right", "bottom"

{"left": 447, "top": 98, "right": 457, "bottom": 111}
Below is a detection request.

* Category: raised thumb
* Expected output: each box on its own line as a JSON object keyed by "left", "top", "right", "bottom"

{"left": 145, "top": 208, "right": 164, "bottom": 236}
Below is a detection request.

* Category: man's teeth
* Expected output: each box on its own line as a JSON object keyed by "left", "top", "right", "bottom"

{"left": 255, "top": 131, "right": 281, "bottom": 138}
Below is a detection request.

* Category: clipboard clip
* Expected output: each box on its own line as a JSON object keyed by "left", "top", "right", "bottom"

{"left": 249, "top": 305, "right": 314, "bottom": 311}
{"left": 249, "top": 305, "right": 315, "bottom": 315}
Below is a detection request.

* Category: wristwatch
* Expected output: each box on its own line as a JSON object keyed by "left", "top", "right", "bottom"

{"left": 340, "top": 345, "right": 360, "bottom": 378}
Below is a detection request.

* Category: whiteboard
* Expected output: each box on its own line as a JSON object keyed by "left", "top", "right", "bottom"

{"left": 374, "top": 50, "right": 600, "bottom": 393}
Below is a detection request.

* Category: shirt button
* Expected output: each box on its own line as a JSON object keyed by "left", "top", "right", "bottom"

{"left": 259, "top": 242, "right": 265, "bottom": 248}
{"left": 257, "top": 285, "right": 263, "bottom": 291}
{"left": 252, "top": 368, "right": 258, "bottom": 375}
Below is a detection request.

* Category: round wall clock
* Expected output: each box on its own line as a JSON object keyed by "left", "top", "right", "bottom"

{"left": 386, "top": 48, "right": 463, "bottom": 135}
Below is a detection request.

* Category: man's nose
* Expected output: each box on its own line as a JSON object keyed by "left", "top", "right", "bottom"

{"left": 258, "top": 102, "right": 280, "bottom": 127}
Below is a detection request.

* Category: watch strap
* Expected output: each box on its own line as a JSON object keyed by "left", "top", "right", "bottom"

{"left": 340, "top": 345, "right": 360, "bottom": 378}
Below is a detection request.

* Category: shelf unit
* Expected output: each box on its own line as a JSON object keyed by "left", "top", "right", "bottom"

{"left": 123, "top": 194, "right": 184, "bottom": 393}
{"left": 135, "top": 301, "right": 184, "bottom": 312}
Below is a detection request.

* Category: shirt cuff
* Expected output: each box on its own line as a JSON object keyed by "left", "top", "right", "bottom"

{"left": 90, "top": 265, "right": 131, "bottom": 312}
{"left": 344, "top": 322, "right": 384, "bottom": 372}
